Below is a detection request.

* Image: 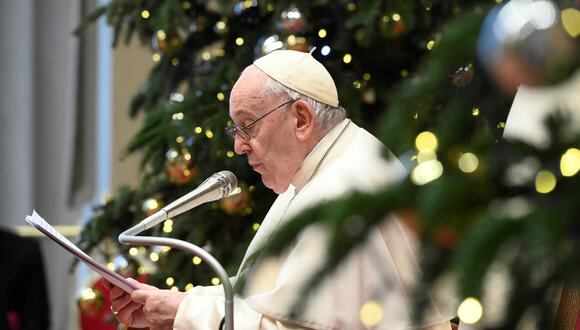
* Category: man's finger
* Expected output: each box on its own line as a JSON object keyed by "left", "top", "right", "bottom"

{"left": 131, "top": 289, "right": 150, "bottom": 304}
{"left": 110, "top": 286, "right": 127, "bottom": 300}
{"left": 110, "top": 291, "right": 132, "bottom": 312}
{"left": 116, "top": 301, "right": 142, "bottom": 326}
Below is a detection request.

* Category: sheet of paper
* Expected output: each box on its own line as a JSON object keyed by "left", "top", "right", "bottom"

{"left": 25, "top": 210, "right": 138, "bottom": 293}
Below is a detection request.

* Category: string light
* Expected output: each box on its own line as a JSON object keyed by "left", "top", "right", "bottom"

{"left": 287, "top": 35, "right": 297, "bottom": 46}
{"left": 426, "top": 40, "right": 436, "bottom": 50}
{"left": 411, "top": 160, "right": 443, "bottom": 185}
{"left": 129, "top": 247, "right": 139, "bottom": 256}
{"left": 472, "top": 107, "right": 480, "bottom": 116}
{"left": 497, "top": 121, "right": 506, "bottom": 128}
{"left": 347, "top": 3, "right": 357, "bottom": 11}
{"left": 359, "top": 301, "right": 383, "bottom": 326}
{"left": 182, "top": 1, "right": 191, "bottom": 9}
{"left": 170, "top": 93, "right": 183, "bottom": 103}
{"left": 205, "top": 130, "right": 214, "bottom": 139}
{"left": 185, "top": 283, "right": 194, "bottom": 291}
{"left": 141, "top": 10, "right": 150, "bottom": 19}
{"left": 458, "top": 153, "right": 479, "bottom": 173}
{"left": 457, "top": 297, "right": 483, "bottom": 324}
{"left": 318, "top": 29, "right": 327, "bottom": 38}
{"left": 415, "top": 131, "right": 438, "bottom": 152}
{"left": 363, "top": 73, "right": 371, "bottom": 80}
{"left": 202, "top": 51, "right": 211, "bottom": 61}
{"left": 150, "top": 252, "right": 159, "bottom": 262}
{"left": 194, "top": 127, "right": 203, "bottom": 134}
{"left": 320, "top": 45, "right": 331, "bottom": 56}
{"left": 152, "top": 53, "right": 161, "bottom": 62}
{"left": 211, "top": 277, "right": 220, "bottom": 285}
{"left": 266, "top": 3, "right": 274, "bottom": 11}
{"left": 392, "top": 13, "right": 401, "bottom": 21}
{"left": 176, "top": 136, "right": 184, "bottom": 143}
{"left": 114, "top": 256, "right": 128, "bottom": 269}
{"left": 79, "top": 288, "right": 97, "bottom": 300}
{"left": 172, "top": 112, "right": 184, "bottom": 120}
{"left": 106, "top": 262, "right": 115, "bottom": 271}
{"left": 137, "top": 266, "right": 146, "bottom": 275}
{"left": 353, "top": 80, "right": 362, "bottom": 89}
{"left": 192, "top": 256, "right": 202, "bottom": 265}
{"left": 226, "top": 151, "right": 235, "bottom": 158}
{"left": 171, "top": 58, "right": 179, "bottom": 66}
{"left": 561, "top": 8, "right": 580, "bottom": 38}
{"left": 217, "top": 92, "right": 225, "bottom": 101}
{"left": 400, "top": 69, "right": 409, "bottom": 77}
{"left": 235, "top": 37, "right": 244, "bottom": 46}
{"left": 166, "top": 277, "right": 175, "bottom": 286}
{"left": 417, "top": 150, "right": 437, "bottom": 163}
{"left": 171, "top": 286, "right": 179, "bottom": 292}
{"left": 343, "top": 54, "right": 352, "bottom": 64}
{"left": 163, "top": 219, "right": 173, "bottom": 233}
{"left": 215, "top": 21, "right": 226, "bottom": 30}
{"left": 143, "top": 198, "right": 160, "bottom": 212}
{"left": 535, "top": 170, "right": 556, "bottom": 194}
{"left": 252, "top": 223, "right": 260, "bottom": 231}
{"left": 156, "top": 30, "right": 166, "bottom": 40}
{"left": 560, "top": 148, "right": 579, "bottom": 176}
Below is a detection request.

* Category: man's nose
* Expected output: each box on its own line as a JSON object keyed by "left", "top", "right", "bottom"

{"left": 233, "top": 135, "right": 250, "bottom": 155}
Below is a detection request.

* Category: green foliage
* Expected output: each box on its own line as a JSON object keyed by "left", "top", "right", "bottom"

{"left": 75, "top": 0, "right": 579, "bottom": 327}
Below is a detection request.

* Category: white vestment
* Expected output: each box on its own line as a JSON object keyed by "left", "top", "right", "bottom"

{"left": 174, "top": 119, "right": 455, "bottom": 329}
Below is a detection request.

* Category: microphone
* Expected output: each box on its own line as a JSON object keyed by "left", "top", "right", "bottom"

{"left": 121, "top": 171, "right": 237, "bottom": 236}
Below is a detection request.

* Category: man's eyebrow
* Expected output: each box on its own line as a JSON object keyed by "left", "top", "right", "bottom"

{"left": 234, "top": 109, "right": 252, "bottom": 117}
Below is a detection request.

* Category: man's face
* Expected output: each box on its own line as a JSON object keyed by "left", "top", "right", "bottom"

{"left": 228, "top": 68, "right": 301, "bottom": 194}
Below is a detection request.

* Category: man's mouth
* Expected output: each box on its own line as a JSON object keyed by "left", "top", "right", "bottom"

{"left": 248, "top": 162, "right": 262, "bottom": 171}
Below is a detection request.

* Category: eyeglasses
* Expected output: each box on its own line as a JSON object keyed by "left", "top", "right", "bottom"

{"left": 225, "top": 100, "right": 294, "bottom": 141}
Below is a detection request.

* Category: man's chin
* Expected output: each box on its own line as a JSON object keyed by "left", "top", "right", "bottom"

{"left": 260, "top": 176, "right": 281, "bottom": 194}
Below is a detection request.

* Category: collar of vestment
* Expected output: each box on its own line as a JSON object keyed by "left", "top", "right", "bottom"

{"left": 290, "top": 118, "right": 351, "bottom": 193}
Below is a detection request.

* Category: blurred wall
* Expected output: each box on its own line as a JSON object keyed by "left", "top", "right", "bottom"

{"left": 111, "top": 40, "right": 151, "bottom": 190}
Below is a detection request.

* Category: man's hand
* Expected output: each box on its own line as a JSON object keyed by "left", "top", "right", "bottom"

{"left": 109, "top": 278, "right": 187, "bottom": 330}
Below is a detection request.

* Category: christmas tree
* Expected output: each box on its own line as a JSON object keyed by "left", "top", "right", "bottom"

{"left": 75, "top": 0, "right": 579, "bottom": 328}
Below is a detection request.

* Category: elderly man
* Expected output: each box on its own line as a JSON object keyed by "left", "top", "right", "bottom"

{"left": 110, "top": 50, "right": 455, "bottom": 329}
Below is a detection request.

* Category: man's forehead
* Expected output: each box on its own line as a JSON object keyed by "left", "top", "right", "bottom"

{"left": 230, "top": 94, "right": 272, "bottom": 118}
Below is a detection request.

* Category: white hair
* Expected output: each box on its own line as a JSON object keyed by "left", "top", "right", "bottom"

{"left": 263, "top": 76, "right": 346, "bottom": 130}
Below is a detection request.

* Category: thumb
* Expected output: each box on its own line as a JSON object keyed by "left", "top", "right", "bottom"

{"left": 127, "top": 277, "right": 157, "bottom": 290}
{"left": 131, "top": 289, "right": 150, "bottom": 304}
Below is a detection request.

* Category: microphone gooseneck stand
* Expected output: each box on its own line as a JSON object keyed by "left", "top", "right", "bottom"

{"left": 119, "top": 224, "right": 234, "bottom": 330}
{"left": 118, "top": 171, "right": 238, "bottom": 330}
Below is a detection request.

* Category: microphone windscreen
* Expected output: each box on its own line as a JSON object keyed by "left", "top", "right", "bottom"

{"left": 216, "top": 170, "right": 238, "bottom": 197}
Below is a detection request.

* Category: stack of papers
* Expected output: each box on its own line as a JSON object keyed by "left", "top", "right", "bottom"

{"left": 25, "top": 210, "right": 138, "bottom": 293}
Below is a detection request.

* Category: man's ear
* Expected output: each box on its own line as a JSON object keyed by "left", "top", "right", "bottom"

{"left": 293, "top": 100, "right": 315, "bottom": 141}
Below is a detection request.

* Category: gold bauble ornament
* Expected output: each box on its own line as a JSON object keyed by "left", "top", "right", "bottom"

{"left": 279, "top": 4, "right": 306, "bottom": 34}
{"left": 286, "top": 35, "right": 309, "bottom": 52}
{"left": 165, "top": 148, "right": 198, "bottom": 185}
{"left": 219, "top": 185, "right": 250, "bottom": 215}
{"left": 478, "top": 0, "right": 579, "bottom": 94}
{"left": 77, "top": 287, "right": 104, "bottom": 317}
{"left": 451, "top": 64, "right": 474, "bottom": 88}
{"left": 151, "top": 30, "right": 182, "bottom": 56}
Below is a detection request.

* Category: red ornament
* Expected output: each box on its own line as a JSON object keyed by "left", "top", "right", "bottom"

{"left": 434, "top": 227, "right": 458, "bottom": 249}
